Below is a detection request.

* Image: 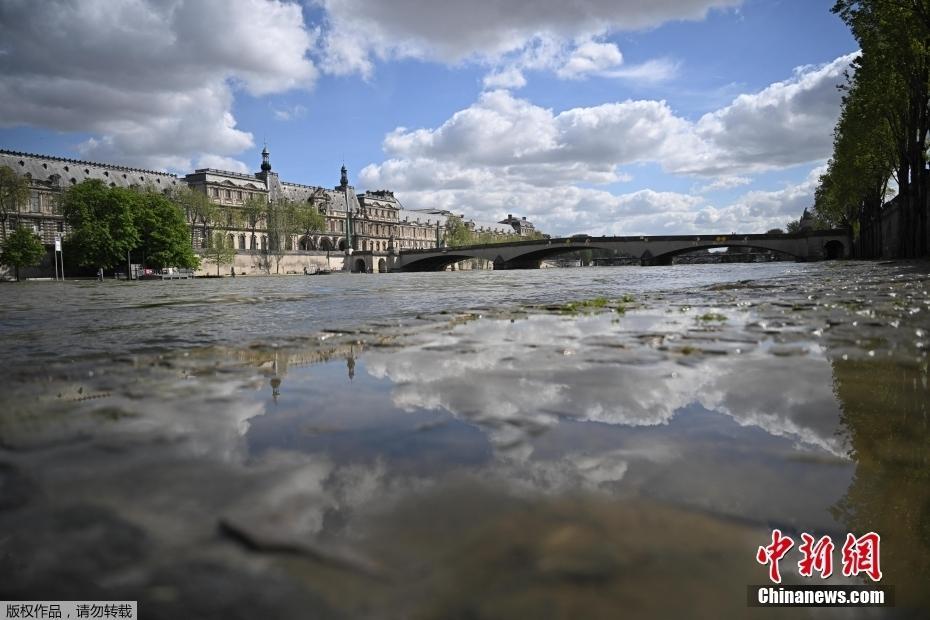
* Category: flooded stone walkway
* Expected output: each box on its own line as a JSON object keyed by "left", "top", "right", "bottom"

{"left": 0, "top": 261, "right": 927, "bottom": 618}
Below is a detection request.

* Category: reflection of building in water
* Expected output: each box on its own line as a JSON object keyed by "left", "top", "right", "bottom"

{"left": 347, "top": 351, "right": 356, "bottom": 381}
{"left": 230, "top": 344, "right": 363, "bottom": 397}
{"left": 831, "top": 357, "right": 930, "bottom": 609}
{"left": 270, "top": 376, "right": 282, "bottom": 401}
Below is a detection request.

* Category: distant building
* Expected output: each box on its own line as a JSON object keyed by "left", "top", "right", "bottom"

{"left": 799, "top": 208, "right": 814, "bottom": 232}
{"left": 499, "top": 213, "right": 536, "bottom": 237}
{"left": 0, "top": 148, "right": 522, "bottom": 262}
{"left": 0, "top": 149, "right": 182, "bottom": 245}
{"left": 181, "top": 148, "right": 448, "bottom": 253}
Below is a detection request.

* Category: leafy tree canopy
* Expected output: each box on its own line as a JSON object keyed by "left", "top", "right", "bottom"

{"left": 134, "top": 190, "right": 199, "bottom": 269}
{"left": 61, "top": 180, "right": 139, "bottom": 270}
{"left": 819, "top": 0, "right": 930, "bottom": 256}
{"left": 171, "top": 186, "right": 216, "bottom": 246}
{"left": 61, "top": 180, "right": 200, "bottom": 271}
{"left": 204, "top": 232, "right": 236, "bottom": 276}
{"left": 0, "top": 165, "right": 31, "bottom": 239}
{"left": 295, "top": 200, "right": 326, "bottom": 237}
{"left": 1, "top": 226, "right": 46, "bottom": 281}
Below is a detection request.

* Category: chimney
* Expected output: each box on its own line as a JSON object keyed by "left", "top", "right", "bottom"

{"left": 508, "top": 213, "right": 513, "bottom": 219}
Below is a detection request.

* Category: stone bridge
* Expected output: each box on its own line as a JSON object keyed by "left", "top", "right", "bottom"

{"left": 390, "top": 230, "right": 850, "bottom": 272}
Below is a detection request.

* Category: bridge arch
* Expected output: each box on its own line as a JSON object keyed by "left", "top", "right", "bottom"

{"left": 824, "top": 240, "right": 844, "bottom": 260}
{"left": 397, "top": 253, "right": 487, "bottom": 272}
{"left": 299, "top": 235, "right": 316, "bottom": 251}
{"left": 640, "top": 243, "right": 801, "bottom": 265}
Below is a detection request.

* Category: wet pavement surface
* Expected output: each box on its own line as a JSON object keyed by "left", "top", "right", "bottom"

{"left": 0, "top": 261, "right": 927, "bottom": 618}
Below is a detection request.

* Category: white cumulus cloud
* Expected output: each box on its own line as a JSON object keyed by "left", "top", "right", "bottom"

{"left": 0, "top": 0, "right": 318, "bottom": 171}
{"left": 361, "top": 54, "right": 852, "bottom": 235}
{"left": 316, "top": 0, "right": 741, "bottom": 70}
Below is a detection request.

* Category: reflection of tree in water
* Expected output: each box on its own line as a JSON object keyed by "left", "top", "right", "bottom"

{"left": 831, "top": 357, "right": 929, "bottom": 608}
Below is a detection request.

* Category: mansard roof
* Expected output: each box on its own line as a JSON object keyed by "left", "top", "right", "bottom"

{"left": 279, "top": 180, "right": 329, "bottom": 204}
{"left": 359, "top": 189, "right": 400, "bottom": 206}
{"left": 472, "top": 219, "right": 513, "bottom": 234}
{"left": 0, "top": 149, "right": 180, "bottom": 189}
{"left": 397, "top": 209, "right": 448, "bottom": 227}
{"left": 185, "top": 168, "right": 270, "bottom": 191}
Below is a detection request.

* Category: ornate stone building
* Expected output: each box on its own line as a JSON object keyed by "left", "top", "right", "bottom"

{"left": 499, "top": 213, "right": 537, "bottom": 237}
{"left": 0, "top": 147, "right": 529, "bottom": 274}
{"left": 0, "top": 149, "right": 182, "bottom": 245}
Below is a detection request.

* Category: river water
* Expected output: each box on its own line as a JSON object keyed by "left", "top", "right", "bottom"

{"left": 0, "top": 261, "right": 927, "bottom": 619}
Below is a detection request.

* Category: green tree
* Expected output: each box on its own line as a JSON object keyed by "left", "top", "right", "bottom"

{"left": 266, "top": 198, "right": 299, "bottom": 273}
{"left": 133, "top": 190, "right": 200, "bottom": 270}
{"left": 294, "top": 200, "right": 326, "bottom": 248}
{"left": 827, "top": 0, "right": 930, "bottom": 256}
{"left": 0, "top": 226, "right": 46, "bottom": 281}
{"left": 242, "top": 195, "right": 266, "bottom": 252}
{"left": 444, "top": 215, "right": 474, "bottom": 247}
{"left": 813, "top": 45, "right": 897, "bottom": 255}
{"left": 0, "top": 166, "right": 31, "bottom": 240}
{"left": 60, "top": 180, "right": 139, "bottom": 272}
{"left": 204, "top": 232, "right": 236, "bottom": 276}
{"left": 171, "top": 186, "right": 216, "bottom": 248}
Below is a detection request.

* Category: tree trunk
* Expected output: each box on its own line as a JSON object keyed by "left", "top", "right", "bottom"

{"left": 897, "top": 163, "right": 910, "bottom": 257}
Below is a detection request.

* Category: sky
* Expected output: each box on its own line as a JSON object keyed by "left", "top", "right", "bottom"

{"left": 0, "top": 0, "right": 857, "bottom": 236}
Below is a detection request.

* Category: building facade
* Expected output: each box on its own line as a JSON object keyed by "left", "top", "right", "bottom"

{"left": 0, "top": 147, "right": 532, "bottom": 274}
{"left": 0, "top": 149, "right": 183, "bottom": 246}
{"left": 499, "top": 214, "right": 537, "bottom": 237}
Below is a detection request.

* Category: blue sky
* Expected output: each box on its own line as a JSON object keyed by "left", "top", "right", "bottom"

{"left": 0, "top": 0, "right": 857, "bottom": 235}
